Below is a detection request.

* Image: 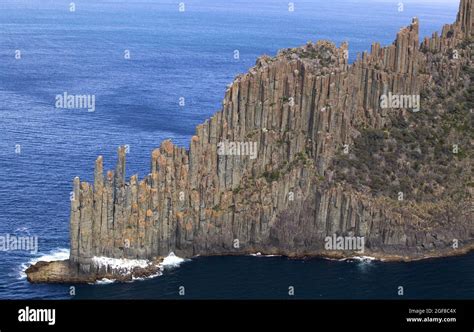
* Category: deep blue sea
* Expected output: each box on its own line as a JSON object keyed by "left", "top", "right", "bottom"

{"left": 0, "top": 0, "right": 471, "bottom": 300}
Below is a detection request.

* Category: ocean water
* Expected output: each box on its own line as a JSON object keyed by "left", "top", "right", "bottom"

{"left": 0, "top": 0, "right": 470, "bottom": 300}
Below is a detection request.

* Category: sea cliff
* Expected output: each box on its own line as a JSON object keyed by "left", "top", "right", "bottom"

{"left": 27, "top": 0, "right": 473, "bottom": 283}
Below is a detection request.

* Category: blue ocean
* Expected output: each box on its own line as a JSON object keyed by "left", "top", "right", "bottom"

{"left": 0, "top": 0, "right": 471, "bottom": 299}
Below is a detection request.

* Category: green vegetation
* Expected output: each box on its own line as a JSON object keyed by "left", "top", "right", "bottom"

{"left": 333, "top": 49, "right": 473, "bottom": 203}
{"left": 261, "top": 149, "right": 311, "bottom": 183}
{"left": 263, "top": 170, "right": 281, "bottom": 182}
{"left": 232, "top": 185, "right": 242, "bottom": 195}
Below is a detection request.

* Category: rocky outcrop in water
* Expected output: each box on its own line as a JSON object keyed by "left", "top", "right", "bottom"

{"left": 28, "top": 0, "right": 473, "bottom": 282}
{"left": 25, "top": 258, "right": 163, "bottom": 284}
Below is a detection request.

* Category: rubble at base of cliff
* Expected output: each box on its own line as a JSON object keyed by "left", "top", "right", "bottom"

{"left": 25, "top": 252, "right": 191, "bottom": 283}
{"left": 25, "top": 241, "right": 474, "bottom": 284}
{"left": 26, "top": 257, "right": 164, "bottom": 284}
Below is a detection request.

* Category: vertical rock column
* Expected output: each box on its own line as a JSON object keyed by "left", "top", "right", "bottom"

{"left": 92, "top": 156, "right": 103, "bottom": 257}
{"left": 457, "top": 0, "right": 473, "bottom": 36}
{"left": 78, "top": 182, "right": 93, "bottom": 273}
{"left": 112, "top": 146, "right": 126, "bottom": 257}
{"left": 69, "top": 177, "right": 81, "bottom": 266}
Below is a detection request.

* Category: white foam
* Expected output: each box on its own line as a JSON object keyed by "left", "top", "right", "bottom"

{"left": 19, "top": 248, "right": 187, "bottom": 283}
{"left": 132, "top": 271, "right": 162, "bottom": 281}
{"left": 160, "top": 252, "right": 187, "bottom": 268}
{"left": 321, "top": 255, "right": 379, "bottom": 262}
{"left": 91, "top": 252, "right": 186, "bottom": 284}
{"left": 14, "top": 227, "right": 31, "bottom": 233}
{"left": 95, "top": 278, "right": 116, "bottom": 285}
{"left": 341, "top": 255, "right": 377, "bottom": 262}
{"left": 92, "top": 256, "right": 150, "bottom": 274}
{"left": 32, "top": 248, "right": 70, "bottom": 263}
{"left": 249, "top": 252, "right": 280, "bottom": 257}
{"left": 19, "top": 248, "right": 70, "bottom": 279}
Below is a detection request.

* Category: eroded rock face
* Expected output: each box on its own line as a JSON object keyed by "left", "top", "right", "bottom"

{"left": 26, "top": 258, "right": 163, "bottom": 284}
{"left": 26, "top": 261, "right": 96, "bottom": 284}
{"left": 29, "top": 0, "right": 473, "bottom": 280}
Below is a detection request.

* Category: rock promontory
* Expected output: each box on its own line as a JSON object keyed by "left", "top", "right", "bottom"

{"left": 28, "top": 0, "right": 473, "bottom": 283}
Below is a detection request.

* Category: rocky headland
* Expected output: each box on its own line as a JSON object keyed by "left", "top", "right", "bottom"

{"left": 27, "top": 0, "right": 473, "bottom": 283}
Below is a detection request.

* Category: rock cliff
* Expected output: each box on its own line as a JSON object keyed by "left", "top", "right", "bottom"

{"left": 28, "top": 0, "right": 473, "bottom": 282}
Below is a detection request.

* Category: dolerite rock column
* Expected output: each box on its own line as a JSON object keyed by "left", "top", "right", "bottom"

{"left": 68, "top": 0, "right": 473, "bottom": 272}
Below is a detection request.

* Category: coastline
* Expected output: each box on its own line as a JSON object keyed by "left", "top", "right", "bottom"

{"left": 26, "top": 257, "right": 164, "bottom": 284}
{"left": 25, "top": 244, "right": 474, "bottom": 284}
{"left": 200, "top": 244, "right": 474, "bottom": 263}
{"left": 24, "top": 0, "right": 474, "bottom": 285}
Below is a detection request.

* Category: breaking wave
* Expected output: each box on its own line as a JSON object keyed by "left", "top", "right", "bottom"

{"left": 340, "top": 256, "right": 378, "bottom": 263}
{"left": 18, "top": 248, "right": 70, "bottom": 279}
{"left": 161, "top": 252, "right": 187, "bottom": 268}
{"left": 249, "top": 252, "right": 280, "bottom": 257}
{"left": 92, "top": 256, "right": 150, "bottom": 272}
{"left": 94, "top": 252, "right": 188, "bottom": 284}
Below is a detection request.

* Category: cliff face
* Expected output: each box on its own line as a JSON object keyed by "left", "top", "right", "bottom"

{"left": 67, "top": 0, "right": 473, "bottom": 274}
